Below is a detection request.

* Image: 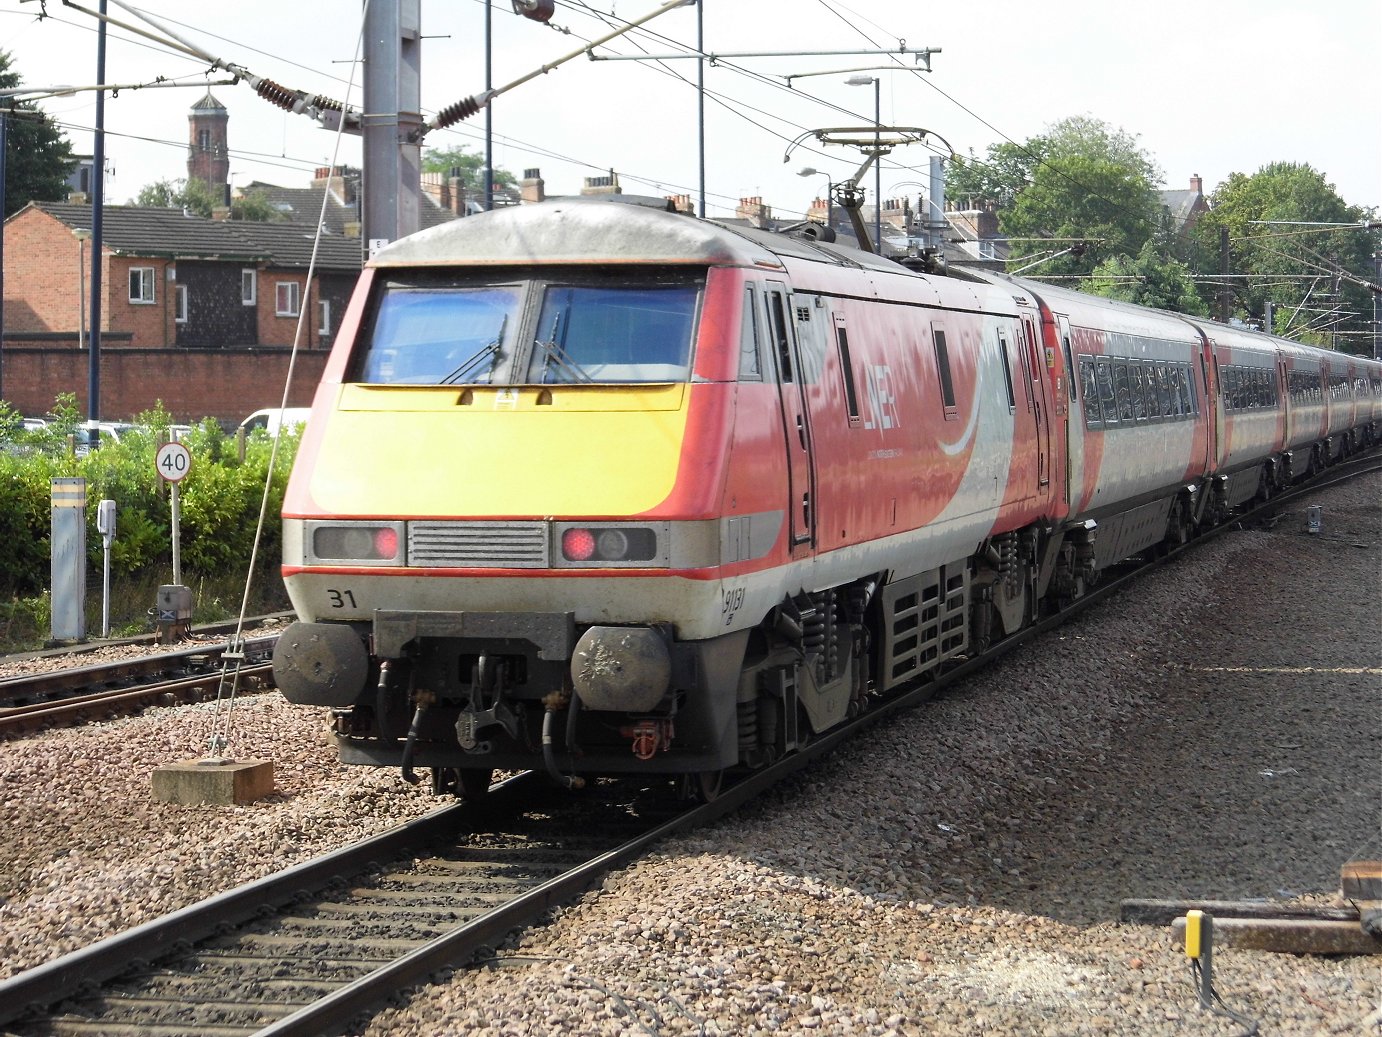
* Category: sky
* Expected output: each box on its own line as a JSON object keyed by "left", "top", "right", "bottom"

{"left": 2, "top": 0, "right": 1379, "bottom": 228}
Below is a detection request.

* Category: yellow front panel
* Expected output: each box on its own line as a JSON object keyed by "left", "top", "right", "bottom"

{"left": 308, "top": 384, "right": 689, "bottom": 517}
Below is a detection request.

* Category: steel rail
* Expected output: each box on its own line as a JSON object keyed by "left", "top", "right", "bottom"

{"left": 0, "top": 454, "right": 1374, "bottom": 1034}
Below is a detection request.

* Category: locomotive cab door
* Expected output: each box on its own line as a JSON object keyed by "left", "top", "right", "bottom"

{"left": 765, "top": 282, "right": 817, "bottom": 550}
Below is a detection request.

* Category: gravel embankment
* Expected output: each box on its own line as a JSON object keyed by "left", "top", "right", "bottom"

{"left": 1, "top": 474, "right": 1378, "bottom": 1036}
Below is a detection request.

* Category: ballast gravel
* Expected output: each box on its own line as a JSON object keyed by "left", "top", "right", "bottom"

{"left": 0, "top": 474, "right": 1378, "bottom": 1037}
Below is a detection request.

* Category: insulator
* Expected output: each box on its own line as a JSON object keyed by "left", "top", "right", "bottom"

{"left": 256, "top": 78, "right": 298, "bottom": 112}
{"left": 433, "top": 95, "right": 483, "bottom": 130}
{"left": 313, "top": 94, "right": 344, "bottom": 112}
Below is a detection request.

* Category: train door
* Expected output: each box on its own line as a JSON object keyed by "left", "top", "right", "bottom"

{"left": 1056, "top": 314, "right": 1081, "bottom": 512}
{"left": 1275, "top": 351, "right": 1289, "bottom": 451}
{"left": 1017, "top": 313, "right": 1051, "bottom": 491}
{"left": 765, "top": 281, "right": 816, "bottom": 550}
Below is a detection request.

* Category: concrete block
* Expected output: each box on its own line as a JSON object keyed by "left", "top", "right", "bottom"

{"left": 151, "top": 758, "right": 275, "bottom": 805}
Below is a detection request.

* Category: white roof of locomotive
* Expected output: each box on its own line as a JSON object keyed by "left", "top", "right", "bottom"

{"left": 369, "top": 196, "right": 904, "bottom": 275}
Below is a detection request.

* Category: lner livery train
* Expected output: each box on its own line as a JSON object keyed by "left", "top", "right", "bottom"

{"left": 273, "top": 197, "right": 1381, "bottom": 798}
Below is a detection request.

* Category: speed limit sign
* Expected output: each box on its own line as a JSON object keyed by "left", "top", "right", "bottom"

{"left": 155, "top": 442, "right": 192, "bottom": 483}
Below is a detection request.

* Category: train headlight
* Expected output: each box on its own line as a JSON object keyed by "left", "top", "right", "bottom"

{"left": 308, "top": 521, "right": 406, "bottom": 565}
{"left": 555, "top": 524, "right": 664, "bottom": 566}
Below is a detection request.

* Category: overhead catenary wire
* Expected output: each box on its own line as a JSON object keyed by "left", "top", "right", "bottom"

{"left": 203, "top": 0, "right": 370, "bottom": 761}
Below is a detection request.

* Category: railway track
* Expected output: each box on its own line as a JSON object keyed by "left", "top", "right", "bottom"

{"left": 0, "top": 458, "right": 1374, "bottom": 1034}
{"left": 0, "top": 772, "right": 742, "bottom": 1037}
{"left": 0, "top": 636, "right": 278, "bottom": 736}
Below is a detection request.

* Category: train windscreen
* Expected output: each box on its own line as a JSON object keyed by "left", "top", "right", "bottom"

{"left": 355, "top": 276, "right": 700, "bottom": 386}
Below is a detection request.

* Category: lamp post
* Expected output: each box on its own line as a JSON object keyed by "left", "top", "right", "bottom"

{"left": 797, "top": 167, "right": 832, "bottom": 229}
{"left": 846, "top": 74, "right": 881, "bottom": 251}
{"left": 73, "top": 228, "right": 91, "bottom": 353}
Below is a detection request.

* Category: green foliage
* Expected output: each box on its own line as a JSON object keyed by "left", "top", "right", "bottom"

{"left": 228, "top": 188, "right": 282, "bottom": 222}
{"left": 133, "top": 176, "right": 221, "bottom": 216}
{"left": 947, "top": 138, "right": 1051, "bottom": 210}
{"left": 1, "top": 50, "right": 76, "bottom": 218}
{"left": 421, "top": 144, "right": 518, "bottom": 191}
{"left": 0, "top": 395, "right": 299, "bottom": 643}
{"left": 1001, "top": 153, "right": 1160, "bottom": 279}
{"left": 1088, "top": 240, "right": 1209, "bottom": 316}
{"left": 1192, "top": 163, "right": 1377, "bottom": 345}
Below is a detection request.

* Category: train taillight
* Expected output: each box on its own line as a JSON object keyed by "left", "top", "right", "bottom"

{"left": 561, "top": 527, "right": 597, "bottom": 561}
{"left": 308, "top": 521, "right": 406, "bottom": 565}
{"left": 557, "top": 525, "right": 661, "bottom": 565}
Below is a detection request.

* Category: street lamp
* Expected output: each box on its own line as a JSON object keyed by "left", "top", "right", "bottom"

{"left": 797, "top": 167, "right": 832, "bottom": 229}
{"left": 846, "top": 74, "right": 881, "bottom": 251}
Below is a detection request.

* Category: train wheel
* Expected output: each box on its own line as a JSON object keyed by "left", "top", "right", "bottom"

{"left": 680, "top": 769, "right": 724, "bottom": 804}
{"left": 458, "top": 767, "right": 494, "bottom": 801}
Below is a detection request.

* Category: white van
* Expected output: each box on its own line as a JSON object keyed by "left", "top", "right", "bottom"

{"left": 238, "top": 408, "right": 311, "bottom": 437}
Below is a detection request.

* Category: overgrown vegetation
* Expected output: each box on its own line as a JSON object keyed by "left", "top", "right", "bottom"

{"left": 0, "top": 395, "right": 297, "bottom": 653}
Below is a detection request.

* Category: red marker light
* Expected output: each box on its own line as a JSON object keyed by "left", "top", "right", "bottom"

{"left": 373, "top": 527, "right": 399, "bottom": 559}
{"left": 562, "top": 527, "right": 596, "bottom": 561}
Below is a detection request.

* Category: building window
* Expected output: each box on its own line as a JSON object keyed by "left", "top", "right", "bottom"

{"left": 318, "top": 298, "right": 331, "bottom": 339}
{"left": 275, "top": 281, "right": 301, "bottom": 317}
{"left": 175, "top": 285, "right": 188, "bottom": 324}
{"left": 978, "top": 239, "right": 996, "bottom": 260}
{"left": 198, "top": 129, "right": 210, "bottom": 151}
{"left": 129, "top": 267, "right": 156, "bottom": 304}
{"left": 241, "top": 269, "right": 256, "bottom": 306}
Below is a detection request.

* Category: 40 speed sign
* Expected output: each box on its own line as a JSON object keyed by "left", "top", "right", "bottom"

{"left": 155, "top": 441, "right": 192, "bottom": 483}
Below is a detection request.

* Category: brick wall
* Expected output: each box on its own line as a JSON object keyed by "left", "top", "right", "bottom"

{"left": 0, "top": 345, "right": 327, "bottom": 425}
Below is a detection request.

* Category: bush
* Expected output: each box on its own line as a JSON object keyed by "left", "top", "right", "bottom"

{"left": 0, "top": 398, "right": 299, "bottom": 649}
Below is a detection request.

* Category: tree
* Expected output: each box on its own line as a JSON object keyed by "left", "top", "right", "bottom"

{"left": 946, "top": 138, "right": 1049, "bottom": 210}
{"left": 228, "top": 188, "right": 281, "bottom": 222}
{"left": 421, "top": 144, "right": 518, "bottom": 192}
{"left": 1192, "top": 163, "right": 1378, "bottom": 347}
{"left": 1, "top": 50, "right": 76, "bottom": 218}
{"left": 135, "top": 177, "right": 220, "bottom": 216}
{"left": 1000, "top": 152, "right": 1161, "bottom": 279}
{"left": 1088, "top": 240, "right": 1209, "bottom": 316}
{"left": 132, "top": 178, "right": 281, "bottom": 221}
{"left": 945, "top": 116, "right": 1162, "bottom": 212}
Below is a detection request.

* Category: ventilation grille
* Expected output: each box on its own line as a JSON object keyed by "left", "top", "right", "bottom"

{"left": 408, "top": 521, "right": 549, "bottom": 568}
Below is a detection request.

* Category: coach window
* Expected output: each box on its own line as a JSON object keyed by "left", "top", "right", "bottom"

{"left": 1167, "top": 367, "right": 1185, "bottom": 417}
{"left": 1060, "top": 326, "right": 1077, "bottom": 402}
{"left": 1144, "top": 364, "right": 1163, "bottom": 419}
{"left": 1080, "top": 357, "right": 1101, "bottom": 427}
{"left": 1180, "top": 363, "right": 1196, "bottom": 415}
{"left": 767, "top": 290, "right": 794, "bottom": 383}
{"left": 1113, "top": 361, "right": 1133, "bottom": 422}
{"left": 932, "top": 324, "right": 958, "bottom": 417}
{"left": 835, "top": 319, "right": 862, "bottom": 425}
{"left": 1154, "top": 362, "right": 1172, "bottom": 417}
{"left": 998, "top": 333, "right": 1016, "bottom": 412}
{"left": 739, "top": 288, "right": 763, "bottom": 380}
{"left": 1095, "top": 358, "right": 1117, "bottom": 425}
{"left": 1130, "top": 362, "right": 1149, "bottom": 421}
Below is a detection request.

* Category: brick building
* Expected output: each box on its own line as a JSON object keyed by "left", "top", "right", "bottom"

{"left": 0, "top": 200, "right": 360, "bottom": 421}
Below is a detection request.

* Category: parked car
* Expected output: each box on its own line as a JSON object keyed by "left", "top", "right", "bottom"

{"left": 72, "top": 421, "right": 138, "bottom": 456}
{"left": 239, "top": 408, "right": 311, "bottom": 437}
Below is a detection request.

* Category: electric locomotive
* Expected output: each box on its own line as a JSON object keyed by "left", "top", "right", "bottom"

{"left": 272, "top": 196, "right": 1381, "bottom": 799}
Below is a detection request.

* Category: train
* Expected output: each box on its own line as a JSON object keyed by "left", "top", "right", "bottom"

{"left": 271, "top": 195, "right": 1381, "bottom": 801}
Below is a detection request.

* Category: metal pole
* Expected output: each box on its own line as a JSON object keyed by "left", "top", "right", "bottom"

{"left": 697, "top": 1, "right": 705, "bottom": 217}
{"left": 362, "top": 0, "right": 422, "bottom": 250}
{"left": 484, "top": 0, "right": 493, "bottom": 210}
{"left": 89, "top": 0, "right": 107, "bottom": 421}
{"left": 77, "top": 237, "right": 85, "bottom": 353}
{"left": 873, "top": 78, "right": 881, "bottom": 253}
{"left": 171, "top": 482, "right": 181, "bottom": 587}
